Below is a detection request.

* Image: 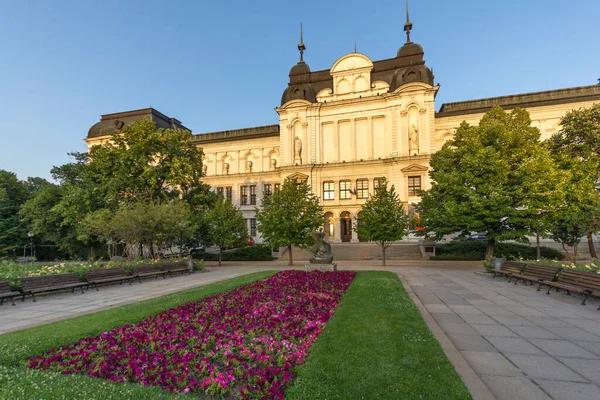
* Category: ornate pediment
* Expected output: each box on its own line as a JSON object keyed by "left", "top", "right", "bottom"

{"left": 401, "top": 163, "right": 428, "bottom": 173}
{"left": 286, "top": 172, "right": 309, "bottom": 182}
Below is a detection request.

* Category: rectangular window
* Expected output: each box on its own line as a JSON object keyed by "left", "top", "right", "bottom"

{"left": 249, "top": 218, "right": 256, "bottom": 236}
{"left": 340, "top": 180, "right": 351, "bottom": 200}
{"left": 216, "top": 187, "right": 224, "bottom": 197}
{"left": 374, "top": 177, "right": 385, "bottom": 190}
{"left": 250, "top": 185, "right": 257, "bottom": 205}
{"left": 274, "top": 183, "right": 281, "bottom": 192}
{"left": 263, "top": 184, "right": 272, "bottom": 196}
{"left": 408, "top": 176, "right": 422, "bottom": 196}
{"left": 356, "top": 179, "right": 369, "bottom": 199}
{"left": 240, "top": 186, "right": 248, "bottom": 205}
{"left": 323, "top": 181, "right": 335, "bottom": 200}
{"left": 225, "top": 187, "right": 232, "bottom": 202}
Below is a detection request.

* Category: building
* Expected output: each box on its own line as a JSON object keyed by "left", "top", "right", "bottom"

{"left": 86, "top": 14, "right": 600, "bottom": 245}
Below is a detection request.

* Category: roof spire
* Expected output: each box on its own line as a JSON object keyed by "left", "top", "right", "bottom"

{"left": 404, "top": 0, "right": 413, "bottom": 44}
{"left": 354, "top": 40, "right": 357, "bottom": 53}
{"left": 298, "top": 23, "right": 306, "bottom": 62}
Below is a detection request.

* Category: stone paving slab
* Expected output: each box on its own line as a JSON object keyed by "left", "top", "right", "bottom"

{"left": 400, "top": 265, "right": 600, "bottom": 400}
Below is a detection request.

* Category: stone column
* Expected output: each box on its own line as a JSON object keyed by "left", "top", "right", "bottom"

{"left": 350, "top": 228, "right": 359, "bottom": 243}
{"left": 333, "top": 217, "right": 342, "bottom": 243}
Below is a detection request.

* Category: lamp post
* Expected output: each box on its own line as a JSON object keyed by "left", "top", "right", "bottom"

{"left": 27, "top": 231, "right": 34, "bottom": 259}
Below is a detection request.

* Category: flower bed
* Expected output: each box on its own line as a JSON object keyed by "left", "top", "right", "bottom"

{"left": 518, "top": 259, "right": 600, "bottom": 274}
{"left": 0, "top": 259, "right": 201, "bottom": 290}
{"left": 27, "top": 270, "right": 355, "bottom": 398}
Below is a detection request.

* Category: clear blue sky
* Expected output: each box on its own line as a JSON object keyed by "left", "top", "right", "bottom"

{"left": 1, "top": 0, "right": 598, "bottom": 181}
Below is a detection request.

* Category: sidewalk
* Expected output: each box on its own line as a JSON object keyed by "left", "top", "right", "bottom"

{"left": 0, "top": 267, "right": 272, "bottom": 334}
{"left": 401, "top": 266, "right": 600, "bottom": 400}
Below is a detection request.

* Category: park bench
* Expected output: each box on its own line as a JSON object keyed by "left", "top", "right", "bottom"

{"left": 492, "top": 261, "right": 526, "bottom": 279}
{"left": 84, "top": 268, "right": 132, "bottom": 291}
{"left": 0, "top": 280, "right": 21, "bottom": 306}
{"left": 537, "top": 270, "right": 600, "bottom": 308}
{"left": 509, "top": 264, "right": 560, "bottom": 286}
{"left": 164, "top": 262, "right": 190, "bottom": 276}
{"left": 20, "top": 273, "right": 88, "bottom": 302}
{"left": 131, "top": 265, "right": 168, "bottom": 282}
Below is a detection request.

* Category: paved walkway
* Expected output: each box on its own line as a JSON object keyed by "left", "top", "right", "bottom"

{"left": 401, "top": 266, "right": 600, "bottom": 400}
{"left": 0, "top": 267, "right": 272, "bottom": 334}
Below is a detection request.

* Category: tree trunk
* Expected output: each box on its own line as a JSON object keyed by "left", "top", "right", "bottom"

{"left": 574, "top": 242, "right": 579, "bottom": 262}
{"left": 288, "top": 245, "right": 294, "bottom": 266}
{"left": 562, "top": 243, "right": 570, "bottom": 260}
{"left": 381, "top": 244, "right": 386, "bottom": 266}
{"left": 485, "top": 238, "right": 496, "bottom": 262}
{"left": 587, "top": 232, "right": 597, "bottom": 259}
{"left": 219, "top": 249, "right": 222, "bottom": 266}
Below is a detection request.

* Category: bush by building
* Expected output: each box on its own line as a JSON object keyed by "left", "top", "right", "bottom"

{"left": 191, "top": 245, "right": 276, "bottom": 262}
{"left": 431, "top": 241, "right": 563, "bottom": 261}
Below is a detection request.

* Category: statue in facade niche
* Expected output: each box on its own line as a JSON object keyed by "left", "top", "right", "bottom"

{"left": 270, "top": 158, "right": 277, "bottom": 171}
{"left": 223, "top": 162, "right": 230, "bottom": 175}
{"left": 245, "top": 160, "right": 253, "bottom": 173}
{"left": 309, "top": 229, "right": 333, "bottom": 264}
{"left": 202, "top": 164, "right": 208, "bottom": 175}
{"left": 409, "top": 124, "right": 419, "bottom": 154}
{"left": 294, "top": 136, "right": 302, "bottom": 163}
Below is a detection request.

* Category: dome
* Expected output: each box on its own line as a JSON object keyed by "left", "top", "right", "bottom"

{"left": 397, "top": 42, "right": 424, "bottom": 58}
{"left": 289, "top": 61, "right": 311, "bottom": 76}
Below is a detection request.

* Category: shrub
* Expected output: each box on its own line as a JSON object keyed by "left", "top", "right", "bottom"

{"left": 433, "top": 241, "right": 563, "bottom": 261}
{"left": 191, "top": 245, "right": 276, "bottom": 262}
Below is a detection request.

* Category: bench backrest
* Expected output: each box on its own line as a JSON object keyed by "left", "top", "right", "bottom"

{"left": 500, "top": 261, "right": 525, "bottom": 274}
{"left": 131, "top": 265, "right": 166, "bottom": 274}
{"left": 84, "top": 268, "right": 128, "bottom": 280}
{"left": 20, "top": 273, "right": 82, "bottom": 292}
{"left": 558, "top": 270, "right": 600, "bottom": 291}
{"left": 0, "top": 280, "right": 13, "bottom": 293}
{"left": 521, "top": 264, "right": 560, "bottom": 281}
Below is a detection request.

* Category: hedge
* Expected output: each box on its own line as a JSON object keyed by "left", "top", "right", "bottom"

{"left": 431, "top": 241, "right": 563, "bottom": 261}
{"left": 192, "top": 245, "right": 276, "bottom": 262}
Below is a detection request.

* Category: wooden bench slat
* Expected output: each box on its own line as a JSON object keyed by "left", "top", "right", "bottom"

{"left": 510, "top": 264, "right": 560, "bottom": 285}
{"left": 538, "top": 270, "right": 600, "bottom": 308}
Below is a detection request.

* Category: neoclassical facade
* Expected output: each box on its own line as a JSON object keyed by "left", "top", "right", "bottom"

{"left": 86, "top": 20, "right": 600, "bottom": 244}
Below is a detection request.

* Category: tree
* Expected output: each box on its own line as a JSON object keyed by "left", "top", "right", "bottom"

{"left": 416, "top": 106, "right": 565, "bottom": 261}
{"left": 86, "top": 117, "right": 209, "bottom": 204}
{"left": 354, "top": 180, "right": 409, "bottom": 265}
{"left": 205, "top": 199, "right": 247, "bottom": 265}
{"left": 0, "top": 170, "right": 37, "bottom": 258}
{"left": 256, "top": 179, "right": 323, "bottom": 266}
{"left": 547, "top": 104, "right": 600, "bottom": 258}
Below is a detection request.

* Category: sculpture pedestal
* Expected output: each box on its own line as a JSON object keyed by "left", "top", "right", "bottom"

{"left": 304, "top": 263, "right": 337, "bottom": 272}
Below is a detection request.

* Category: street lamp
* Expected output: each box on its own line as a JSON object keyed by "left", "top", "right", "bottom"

{"left": 27, "top": 231, "right": 34, "bottom": 259}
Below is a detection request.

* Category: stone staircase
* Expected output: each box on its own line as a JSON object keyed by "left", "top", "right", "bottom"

{"left": 279, "top": 242, "right": 423, "bottom": 261}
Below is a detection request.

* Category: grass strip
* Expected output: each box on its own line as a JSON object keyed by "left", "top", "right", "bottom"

{"left": 286, "top": 271, "right": 471, "bottom": 400}
{"left": 0, "top": 270, "right": 275, "bottom": 399}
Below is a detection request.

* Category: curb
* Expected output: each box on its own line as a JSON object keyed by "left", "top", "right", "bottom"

{"left": 398, "top": 274, "right": 495, "bottom": 400}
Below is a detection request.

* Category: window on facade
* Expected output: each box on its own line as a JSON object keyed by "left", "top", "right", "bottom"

{"left": 340, "top": 180, "right": 351, "bottom": 200}
{"left": 249, "top": 218, "right": 256, "bottom": 236}
{"left": 274, "top": 183, "right": 281, "bottom": 192}
{"left": 408, "top": 176, "right": 422, "bottom": 196}
{"left": 240, "top": 186, "right": 248, "bottom": 205}
{"left": 225, "top": 187, "right": 232, "bottom": 202}
{"left": 263, "top": 184, "right": 272, "bottom": 196}
{"left": 250, "top": 185, "right": 257, "bottom": 205}
{"left": 374, "top": 177, "right": 386, "bottom": 190}
{"left": 323, "top": 182, "right": 335, "bottom": 200}
{"left": 216, "top": 187, "right": 224, "bottom": 197}
{"left": 356, "top": 179, "right": 369, "bottom": 199}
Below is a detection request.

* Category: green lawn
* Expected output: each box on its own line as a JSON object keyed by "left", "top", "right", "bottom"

{"left": 286, "top": 271, "right": 471, "bottom": 400}
{"left": 0, "top": 270, "right": 276, "bottom": 399}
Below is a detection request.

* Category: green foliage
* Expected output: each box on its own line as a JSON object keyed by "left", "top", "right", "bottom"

{"left": 286, "top": 272, "right": 470, "bottom": 400}
{"left": 256, "top": 179, "right": 323, "bottom": 265}
{"left": 417, "top": 106, "right": 565, "bottom": 260}
{"left": 432, "top": 241, "right": 564, "bottom": 261}
{"left": 354, "top": 180, "right": 409, "bottom": 265}
{"left": 191, "top": 245, "right": 275, "bottom": 262}
{"left": 546, "top": 104, "right": 600, "bottom": 259}
{"left": 0, "top": 170, "right": 35, "bottom": 258}
{"left": 205, "top": 198, "right": 247, "bottom": 265}
{"left": 0, "top": 272, "right": 274, "bottom": 399}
